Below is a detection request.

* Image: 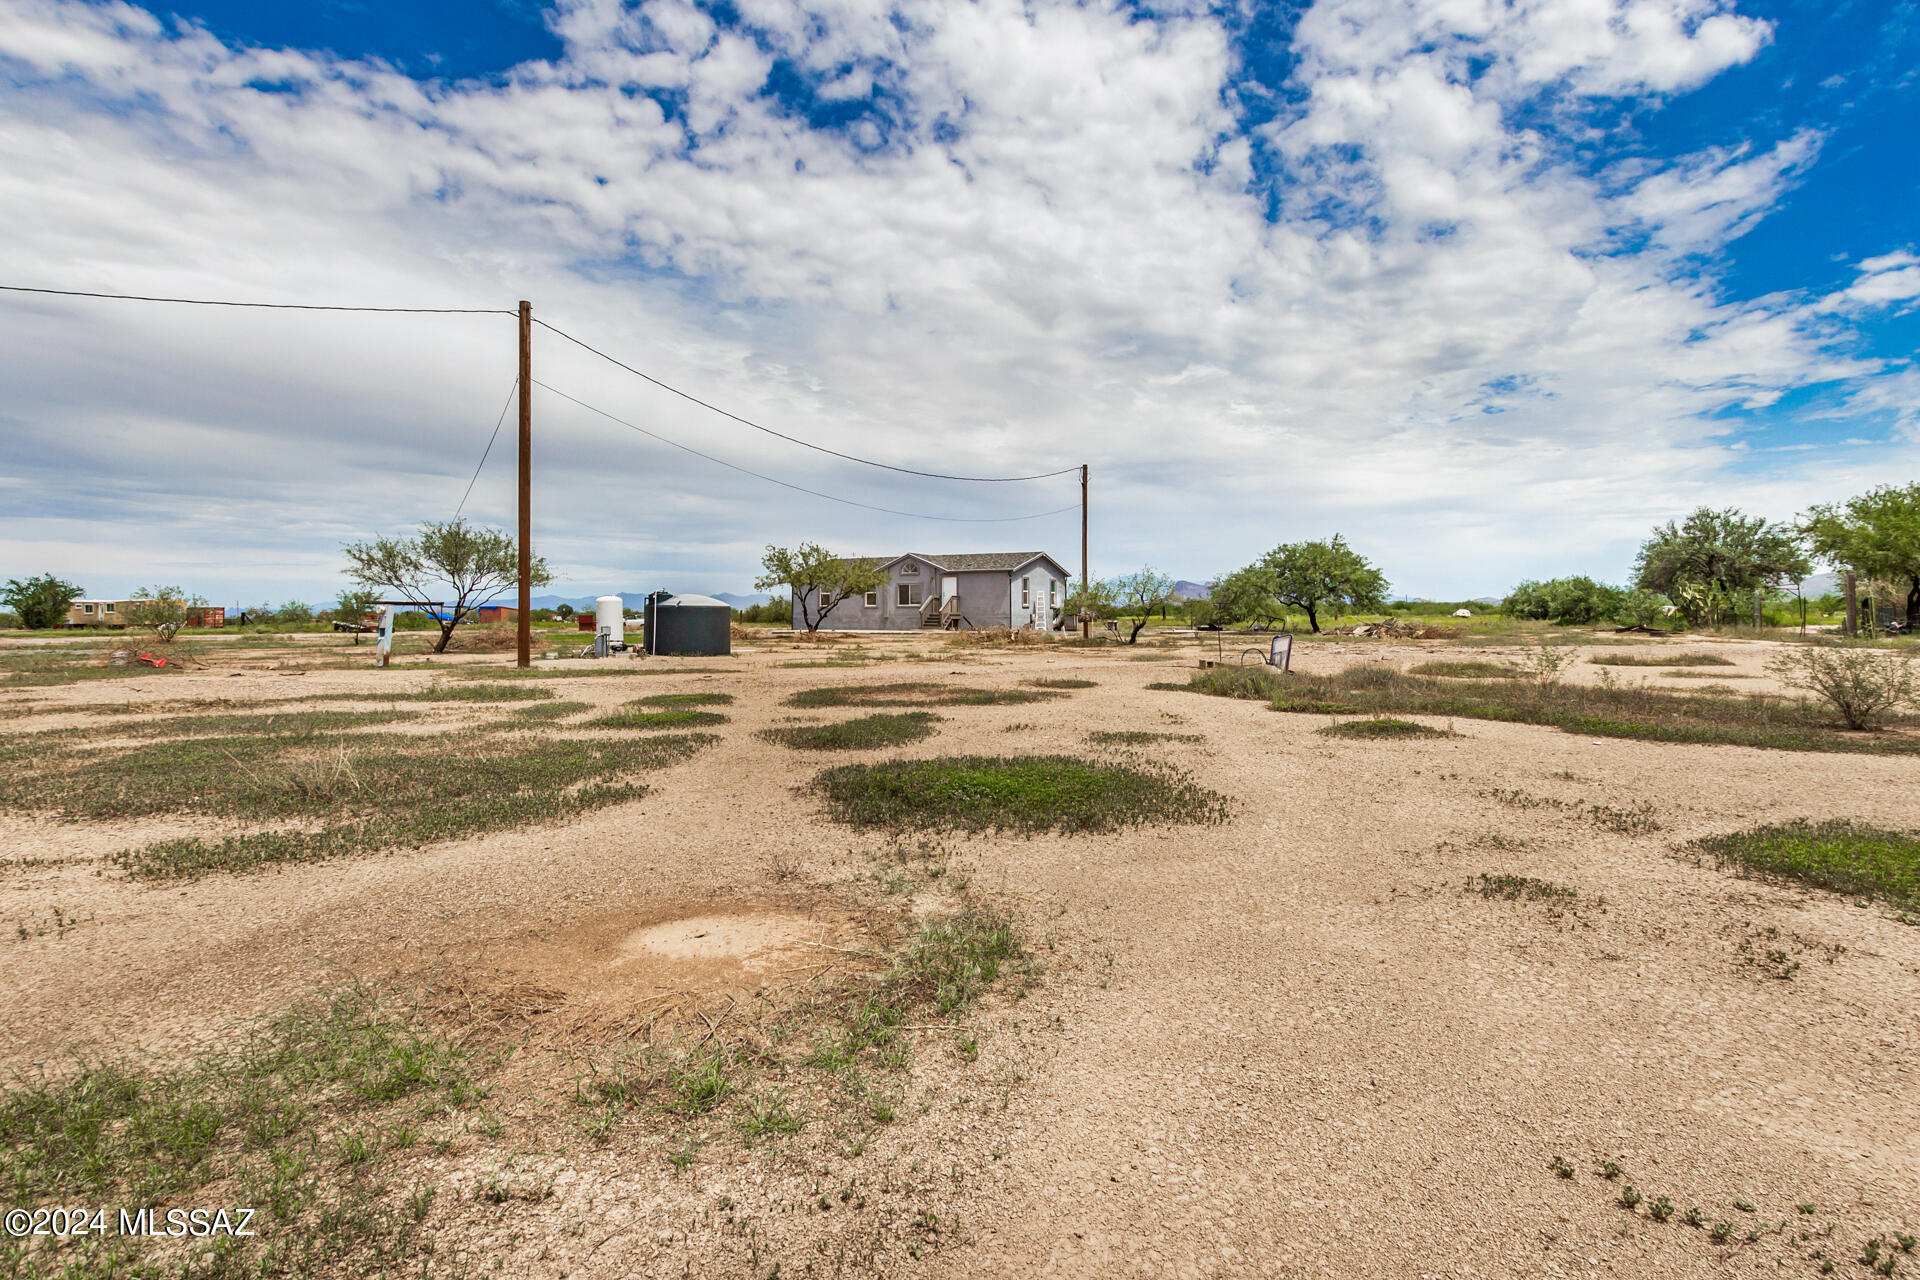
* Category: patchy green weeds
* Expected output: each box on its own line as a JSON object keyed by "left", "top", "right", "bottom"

{"left": 760, "top": 712, "right": 940, "bottom": 752}
{"left": 1691, "top": 820, "right": 1920, "bottom": 913}
{"left": 788, "top": 682, "right": 1059, "bottom": 709}
{"left": 810, "top": 755, "right": 1227, "bottom": 834}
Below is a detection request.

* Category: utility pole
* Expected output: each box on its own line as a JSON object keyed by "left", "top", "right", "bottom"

{"left": 517, "top": 300, "right": 532, "bottom": 669}
{"left": 1080, "top": 464, "right": 1090, "bottom": 639}
{"left": 1843, "top": 570, "right": 1858, "bottom": 639}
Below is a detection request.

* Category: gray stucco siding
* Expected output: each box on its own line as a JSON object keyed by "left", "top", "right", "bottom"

{"left": 953, "top": 573, "right": 1010, "bottom": 628}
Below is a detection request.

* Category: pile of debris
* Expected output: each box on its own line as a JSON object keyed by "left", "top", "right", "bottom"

{"left": 1347, "top": 620, "right": 1456, "bottom": 639}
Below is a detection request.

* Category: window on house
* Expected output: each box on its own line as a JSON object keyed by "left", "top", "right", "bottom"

{"left": 103, "top": 603, "right": 114, "bottom": 614}
{"left": 897, "top": 583, "right": 923, "bottom": 607}
{"left": 1021, "top": 577, "right": 1031, "bottom": 607}
{"left": 1050, "top": 580, "right": 1061, "bottom": 606}
{"left": 900, "top": 562, "right": 919, "bottom": 575}
{"left": 83, "top": 604, "right": 94, "bottom": 614}
{"left": 864, "top": 591, "right": 878, "bottom": 607}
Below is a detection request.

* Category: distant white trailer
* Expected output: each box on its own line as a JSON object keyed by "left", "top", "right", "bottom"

{"left": 1452, "top": 608, "right": 1472, "bottom": 618}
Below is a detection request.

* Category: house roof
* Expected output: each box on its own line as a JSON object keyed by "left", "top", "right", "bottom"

{"left": 914, "top": 552, "right": 1056, "bottom": 572}
{"left": 823, "top": 551, "right": 1069, "bottom": 578}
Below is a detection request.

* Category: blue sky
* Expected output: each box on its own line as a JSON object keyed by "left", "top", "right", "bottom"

{"left": 1, "top": 0, "right": 1916, "bottom": 603}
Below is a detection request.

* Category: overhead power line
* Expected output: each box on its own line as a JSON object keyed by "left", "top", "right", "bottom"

{"left": 536, "top": 380, "right": 1079, "bottom": 524}
{"left": 0, "top": 283, "right": 512, "bottom": 315}
{"left": 2, "top": 284, "right": 1076, "bottom": 483}
{"left": 533, "top": 318, "right": 1079, "bottom": 483}
{"left": 454, "top": 379, "right": 520, "bottom": 520}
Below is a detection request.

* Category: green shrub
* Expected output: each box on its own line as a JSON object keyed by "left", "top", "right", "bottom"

{"left": 1503, "top": 577, "right": 1626, "bottom": 625}
{"left": 1615, "top": 589, "right": 1673, "bottom": 628}
{"left": 1765, "top": 643, "right": 1918, "bottom": 730}
{"left": 732, "top": 597, "right": 792, "bottom": 625}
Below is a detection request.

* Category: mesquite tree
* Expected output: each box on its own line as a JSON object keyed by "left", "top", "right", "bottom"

{"left": 1633, "top": 507, "right": 1808, "bottom": 627}
{"left": 2, "top": 574, "right": 83, "bottom": 630}
{"left": 755, "top": 543, "right": 885, "bottom": 631}
{"left": 1260, "top": 535, "right": 1387, "bottom": 632}
{"left": 341, "top": 520, "right": 550, "bottom": 653}
{"left": 1803, "top": 484, "right": 1920, "bottom": 631}
{"left": 1105, "top": 568, "right": 1176, "bottom": 644}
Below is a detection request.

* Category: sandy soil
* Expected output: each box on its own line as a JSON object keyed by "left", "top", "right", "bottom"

{"left": 2, "top": 630, "right": 1916, "bottom": 1278}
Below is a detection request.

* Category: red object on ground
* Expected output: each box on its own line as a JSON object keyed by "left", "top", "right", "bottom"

{"left": 577, "top": 615, "right": 595, "bottom": 631}
{"left": 135, "top": 653, "right": 166, "bottom": 668}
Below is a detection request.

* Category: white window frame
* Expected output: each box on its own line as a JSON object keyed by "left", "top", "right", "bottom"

{"left": 899, "top": 562, "right": 920, "bottom": 576}
{"left": 103, "top": 603, "right": 114, "bottom": 614}
{"left": 897, "top": 583, "right": 923, "bottom": 607}
{"left": 83, "top": 603, "right": 95, "bottom": 614}
{"left": 1049, "top": 579, "right": 1061, "bottom": 607}
{"left": 1021, "top": 577, "right": 1031, "bottom": 607}
{"left": 864, "top": 591, "right": 878, "bottom": 607}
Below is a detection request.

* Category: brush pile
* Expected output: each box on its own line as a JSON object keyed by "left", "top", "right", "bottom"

{"left": 1347, "top": 620, "right": 1456, "bottom": 639}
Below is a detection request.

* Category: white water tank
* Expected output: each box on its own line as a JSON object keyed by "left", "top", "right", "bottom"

{"left": 595, "top": 595, "right": 624, "bottom": 645}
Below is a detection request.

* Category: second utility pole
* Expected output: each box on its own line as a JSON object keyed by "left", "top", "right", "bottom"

{"left": 517, "top": 300, "right": 533, "bottom": 669}
{"left": 1081, "top": 464, "right": 1090, "bottom": 638}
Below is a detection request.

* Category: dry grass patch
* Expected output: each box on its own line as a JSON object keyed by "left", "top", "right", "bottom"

{"left": 493, "top": 699, "right": 593, "bottom": 725}
{"left": 810, "top": 755, "right": 1228, "bottom": 834}
{"left": 788, "top": 681, "right": 1059, "bottom": 709}
{"left": 296, "top": 683, "right": 556, "bottom": 704}
{"left": 0, "top": 982, "right": 476, "bottom": 1278}
{"left": 1408, "top": 660, "right": 1523, "bottom": 679}
{"left": 945, "top": 627, "right": 1050, "bottom": 648}
{"left": 761, "top": 712, "right": 940, "bottom": 752}
{"left": 1165, "top": 662, "right": 1920, "bottom": 754}
{"left": 1086, "top": 729, "right": 1205, "bottom": 746}
{"left": 585, "top": 704, "right": 729, "bottom": 730}
{"left": 0, "top": 725, "right": 716, "bottom": 878}
{"left": 11, "top": 708, "right": 421, "bottom": 741}
{"left": 1319, "top": 717, "right": 1458, "bottom": 739}
{"left": 1024, "top": 677, "right": 1096, "bottom": 689}
{"left": 446, "top": 623, "right": 520, "bottom": 653}
{"left": 0, "top": 651, "right": 188, "bottom": 688}
{"left": 1465, "top": 872, "right": 1581, "bottom": 905}
{"left": 1590, "top": 653, "right": 1734, "bottom": 667}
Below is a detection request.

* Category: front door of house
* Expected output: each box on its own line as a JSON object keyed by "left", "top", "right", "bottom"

{"left": 941, "top": 576, "right": 958, "bottom": 613}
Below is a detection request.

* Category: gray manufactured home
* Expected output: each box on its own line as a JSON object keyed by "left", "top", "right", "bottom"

{"left": 793, "top": 552, "right": 1072, "bottom": 631}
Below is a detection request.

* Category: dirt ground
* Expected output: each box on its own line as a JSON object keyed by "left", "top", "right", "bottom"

{"left": 2, "top": 629, "right": 1916, "bottom": 1278}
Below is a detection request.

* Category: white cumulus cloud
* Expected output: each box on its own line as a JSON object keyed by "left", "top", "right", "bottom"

{"left": 0, "top": 0, "right": 1909, "bottom": 604}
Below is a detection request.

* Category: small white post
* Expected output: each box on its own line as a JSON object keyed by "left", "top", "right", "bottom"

{"left": 376, "top": 606, "right": 394, "bottom": 668}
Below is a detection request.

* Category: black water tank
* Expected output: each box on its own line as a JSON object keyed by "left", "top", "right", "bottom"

{"left": 646, "top": 593, "right": 731, "bottom": 656}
